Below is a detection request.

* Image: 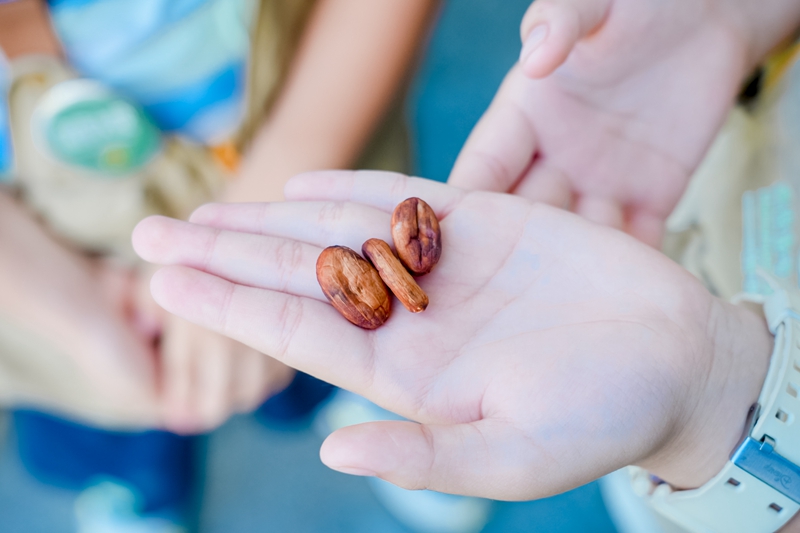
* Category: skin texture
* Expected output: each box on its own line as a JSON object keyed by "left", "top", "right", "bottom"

{"left": 449, "top": 0, "right": 800, "bottom": 247}
{"left": 133, "top": 171, "right": 773, "bottom": 500}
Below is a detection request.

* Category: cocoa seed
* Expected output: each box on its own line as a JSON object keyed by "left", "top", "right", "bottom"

{"left": 362, "top": 238, "right": 428, "bottom": 313}
{"left": 391, "top": 197, "right": 442, "bottom": 275}
{"left": 316, "top": 246, "right": 391, "bottom": 329}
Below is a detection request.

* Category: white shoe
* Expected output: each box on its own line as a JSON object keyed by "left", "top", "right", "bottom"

{"left": 75, "top": 481, "right": 185, "bottom": 533}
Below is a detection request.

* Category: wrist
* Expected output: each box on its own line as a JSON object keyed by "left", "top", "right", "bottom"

{"left": 640, "top": 298, "right": 772, "bottom": 489}
{"left": 719, "top": 0, "right": 800, "bottom": 70}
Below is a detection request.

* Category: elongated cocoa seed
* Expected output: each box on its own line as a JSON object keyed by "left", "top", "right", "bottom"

{"left": 316, "top": 246, "right": 391, "bottom": 329}
{"left": 362, "top": 238, "right": 428, "bottom": 313}
{"left": 391, "top": 197, "right": 442, "bottom": 275}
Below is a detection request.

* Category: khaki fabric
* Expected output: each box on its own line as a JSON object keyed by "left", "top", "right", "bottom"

{"left": 0, "top": 0, "right": 410, "bottom": 427}
{"left": 664, "top": 45, "right": 800, "bottom": 300}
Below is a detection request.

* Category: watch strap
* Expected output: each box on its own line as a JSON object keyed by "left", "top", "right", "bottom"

{"left": 635, "top": 286, "right": 800, "bottom": 533}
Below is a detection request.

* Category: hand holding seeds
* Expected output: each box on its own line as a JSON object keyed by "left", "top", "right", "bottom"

{"left": 316, "top": 198, "right": 439, "bottom": 328}
{"left": 134, "top": 170, "right": 771, "bottom": 505}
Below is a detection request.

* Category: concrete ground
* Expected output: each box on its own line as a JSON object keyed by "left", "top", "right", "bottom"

{"left": 0, "top": 412, "right": 616, "bottom": 533}
{"left": 0, "top": 1, "right": 620, "bottom": 531}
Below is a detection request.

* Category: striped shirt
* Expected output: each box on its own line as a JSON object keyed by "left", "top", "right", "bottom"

{"left": 48, "top": 0, "right": 256, "bottom": 144}
{"left": 0, "top": 50, "right": 12, "bottom": 180}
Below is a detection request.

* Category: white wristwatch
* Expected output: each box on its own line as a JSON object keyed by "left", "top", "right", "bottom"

{"left": 632, "top": 286, "right": 800, "bottom": 533}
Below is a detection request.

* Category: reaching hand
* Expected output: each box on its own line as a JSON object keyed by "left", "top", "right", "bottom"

{"left": 158, "top": 314, "right": 295, "bottom": 434}
{"left": 133, "top": 171, "right": 771, "bottom": 500}
{"left": 17, "top": 259, "right": 164, "bottom": 428}
{"left": 133, "top": 267, "right": 295, "bottom": 434}
{"left": 449, "top": 0, "right": 753, "bottom": 246}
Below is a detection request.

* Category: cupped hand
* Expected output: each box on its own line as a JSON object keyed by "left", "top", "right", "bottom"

{"left": 26, "top": 259, "right": 164, "bottom": 428}
{"left": 133, "top": 171, "right": 771, "bottom": 500}
{"left": 158, "top": 313, "right": 295, "bottom": 434}
{"left": 449, "top": 0, "right": 752, "bottom": 246}
{"left": 132, "top": 267, "right": 295, "bottom": 434}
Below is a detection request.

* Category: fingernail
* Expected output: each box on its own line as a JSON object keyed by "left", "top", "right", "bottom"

{"left": 331, "top": 465, "right": 377, "bottom": 477}
{"left": 520, "top": 25, "right": 549, "bottom": 66}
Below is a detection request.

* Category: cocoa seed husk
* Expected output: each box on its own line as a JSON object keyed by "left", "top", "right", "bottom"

{"left": 362, "top": 238, "right": 428, "bottom": 313}
{"left": 316, "top": 246, "right": 391, "bottom": 329}
{"left": 391, "top": 197, "right": 442, "bottom": 275}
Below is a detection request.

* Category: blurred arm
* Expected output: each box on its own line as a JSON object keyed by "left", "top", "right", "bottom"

{"left": 0, "top": 192, "right": 116, "bottom": 355}
{"left": 227, "top": 0, "right": 438, "bottom": 202}
{"left": 0, "top": 0, "right": 61, "bottom": 59}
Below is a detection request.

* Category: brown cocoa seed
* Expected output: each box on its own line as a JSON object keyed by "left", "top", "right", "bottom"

{"left": 362, "top": 238, "right": 428, "bottom": 313}
{"left": 316, "top": 246, "right": 391, "bottom": 329}
{"left": 391, "top": 197, "right": 442, "bottom": 275}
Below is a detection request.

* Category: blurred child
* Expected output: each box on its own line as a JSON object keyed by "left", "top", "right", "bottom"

{"left": 0, "top": 0, "right": 435, "bottom": 529}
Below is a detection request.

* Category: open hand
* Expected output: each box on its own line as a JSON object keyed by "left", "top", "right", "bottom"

{"left": 133, "top": 171, "right": 771, "bottom": 499}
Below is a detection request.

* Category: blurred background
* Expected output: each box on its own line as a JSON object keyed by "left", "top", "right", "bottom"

{"left": 0, "top": 0, "right": 618, "bottom": 531}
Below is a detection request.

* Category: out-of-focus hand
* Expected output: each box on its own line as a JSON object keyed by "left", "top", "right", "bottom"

{"left": 158, "top": 313, "right": 295, "bottom": 434}
{"left": 133, "top": 267, "right": 294, "bottom": 434}
{"left": 0, "top": 191, "right": 163, "bottom": 427}
{"left": 449, "top": 0, "right": 759, "bottom": 246}
{"left": 0, "top": 258, "right": 166, "bottom": 428}
{"left": 133, "top": 171, "right": 772, "bottom": 500}
{"left": 67, "top": 259, "right": 167, "bottom": 426}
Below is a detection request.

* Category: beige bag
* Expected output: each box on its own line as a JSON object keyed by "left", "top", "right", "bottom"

{"left": 664, "top": 47, "right": 800, "bottom": 301}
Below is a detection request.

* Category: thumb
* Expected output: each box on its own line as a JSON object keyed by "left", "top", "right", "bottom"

{"left": 519, "top": 0, "right": 612, "bottom": 78}
{"left": 320, "top": 420, "right": 541, "bottom": 501}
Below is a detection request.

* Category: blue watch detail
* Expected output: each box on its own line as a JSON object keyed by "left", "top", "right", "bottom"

{"left": 733, "top": 434, "right": 800, "bottom": 505}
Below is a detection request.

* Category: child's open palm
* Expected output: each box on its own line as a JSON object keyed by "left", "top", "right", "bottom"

{"left": 133, "top": 171, "right": 771, "bottom": 499}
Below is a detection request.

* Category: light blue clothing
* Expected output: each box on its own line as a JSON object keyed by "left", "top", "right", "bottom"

{"left": 48, "top": 0, "right": 256, "bottom": 143}
{"left": 0, "top": 51, "right": 12, "bottom": 180}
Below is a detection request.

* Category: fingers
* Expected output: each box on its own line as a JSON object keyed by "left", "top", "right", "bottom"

{"left": 230, "top": 347, "right": 295, "bottom": 414}
{"left": 573, "top": 194, "right": 624, "bottom": 230}
{"left": 283, "top": 170, "right": 465, "bottom": 216}
{"left": 447, "top": 68, "right": 538, "bottom": 194}
{"left": 519, "top": 0, "right": 612, "bottom": 78}
{"left": 131, "top": 267, "right": 165, "bottom": 341}
{"left": 320, "top": 420, "right": 539, "bottom": 500}
{"left": 511, "top": 164, "right": 572, "bottom": 208}
{"left": 160, "top": 313, "right": 293, "bottom": 433}
{"left": 188, "top": 201, "right": 393, "bottom": 253}
{"left": 626, "top": 210, "right": 665, "bottom": 249}
{"left": 230, "top": 347, "right": 266, "bottom": 413}
{"left": 133, "top": 216, "right": 328, "bottom": 301}
{"left": 149, "top": 265, "right": 373, "bottom": 392}
{"left": 574, "top": 196, "right": 666, "bottom": 247}
{"left": 193, "top": 330, "right": 234, "bottom": 431}
{"left": 161, "top": 318, "right": 197, "bottom": 433}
